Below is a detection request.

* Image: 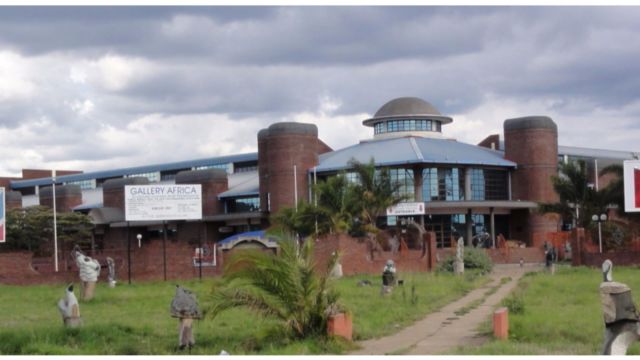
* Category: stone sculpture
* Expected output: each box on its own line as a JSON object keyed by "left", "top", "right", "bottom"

{"left": 170, "top": 285, "right": 202, "bottom": 351}
{"left": 381, "top": 259, "right": 397, "bottom": 294}
{"left": 72, "top": 247, "right": 101, "bottom": 301}
{"left": 57, "top": 284, "right": 82, "bottom": 327}
{"left": 106, "top": 257, "right": 116, "bottom": 288}
{"left": 600, "top": 260, "right": 640, "bottom": 355}
{"left": 454, "top": 237, "right": 465, "bottom": 275}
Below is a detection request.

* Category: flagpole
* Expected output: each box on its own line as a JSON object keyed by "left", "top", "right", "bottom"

{"left": 52, "top": 170, "right": 59, "bottom": 273}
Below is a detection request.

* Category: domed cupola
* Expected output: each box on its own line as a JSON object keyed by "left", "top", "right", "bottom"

{"left": 363, "top": 97, "right": 453, "bottom": 139}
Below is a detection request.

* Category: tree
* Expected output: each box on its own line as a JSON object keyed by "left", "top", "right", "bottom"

{"left": 272, "top": 201, "right": 330, "bottom": 239}
{"left": 204, "top": 235, "right": 342, "bottom": 339}
{"left": 271, "top": 158, "right": 406, "bottom": 238}
{"left": 3, "top": 206, "right": 94, "bottom": 255}
{"left": 539, "top": 160, "right": 606, "bottom": 228}
{"left": 347, "top": 158, "right": 406, "bottom": 232}
{"left": 5, "top": 206, "right": 53, "bottom": 254}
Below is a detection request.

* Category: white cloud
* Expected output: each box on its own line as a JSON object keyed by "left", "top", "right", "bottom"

{"left": 0, "top": 51, "right": 36, "bottom": 102}
{"left": 68, "top": 99, "right": 95, "bottom": 116}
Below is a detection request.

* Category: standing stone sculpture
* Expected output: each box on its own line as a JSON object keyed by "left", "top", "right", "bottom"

{"left": 600, "top": 260, "right": 640, "bottom": 355}
{"left": 57, "top": 284, "right": 82, "bottom": 327}
{"left": 72, "top": 247, "right": 101, "bottom": 301}
{"left": 454, "top": 237, "right": 465, "bottom": 275}
{"left": 381, "top": 259, "right": 397, "bottom": 294}
{"left": 170, "top": 285, "right": 202, "bottom": 351}
{"left": 106, "top": 257, "right": 116, "bottom": 288}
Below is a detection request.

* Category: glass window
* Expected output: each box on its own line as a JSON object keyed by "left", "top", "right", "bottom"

{"left": 469, "top": 168, "right": 508, "bottom": 200}
{"left": 226, "top": 196, "right": 260, "bottom": 213}
{"left": 422, "top": 168, "right": 463, "bottom": 201}
{"left": 65, "top": 179, "right": 96, "bottom": 190}
{"left": 125, "top": 171, "right": 160, "bottom": 183}
{"left": 195, "top": 163, "right": 232, "bottom": 174}
{"left": 389, "top": 168, "right": 414, "bottom": 201}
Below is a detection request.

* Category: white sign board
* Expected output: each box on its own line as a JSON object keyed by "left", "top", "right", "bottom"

{"left": 0, "top": 187, "right": 5, "bottom": 243}
{"left": 125, "top": 184, "right": 202, "bottom": 221}
{"left": 623, "top": 160, "right": 640, "bottom": 213}
{"left": 386, "top": 202, "right": 426, "bottom": 216}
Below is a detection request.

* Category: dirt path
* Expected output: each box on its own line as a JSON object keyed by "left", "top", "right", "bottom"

{"left": 350, "top": 264, "right": 542, "bottom": 355}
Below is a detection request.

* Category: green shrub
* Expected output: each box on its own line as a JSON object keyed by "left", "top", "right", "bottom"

{"left": 502, "top": 294, "right": 525, "bottom": 315}
{"left": 437, "top": 247, "right": 494, "bottom": 274}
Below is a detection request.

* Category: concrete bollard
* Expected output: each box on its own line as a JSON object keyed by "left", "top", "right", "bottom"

{"left": 493, "top": 307, "right": 509, "bottom": 340}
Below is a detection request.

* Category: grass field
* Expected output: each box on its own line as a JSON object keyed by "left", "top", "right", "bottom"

{"left": 0, "top": 271, "right": 486, "bottom": 355}
{"left": 449, "top": 264, "right": 640, "bottom": 355}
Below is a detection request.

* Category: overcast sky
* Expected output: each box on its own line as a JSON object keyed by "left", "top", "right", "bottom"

{"left": 1, "top": 6, "right": 639, "bottom": 177}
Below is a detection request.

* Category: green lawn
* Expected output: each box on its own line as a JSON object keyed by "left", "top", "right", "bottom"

{"left": 0, "top": 271, "right": 486, "bottom": 355}
{"left": 449, "top": 265, "right": 640, "bottom": 355}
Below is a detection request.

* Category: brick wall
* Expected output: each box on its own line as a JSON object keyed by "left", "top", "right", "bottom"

{"left": 570, "top": 227, "right": 640, "bottom": 267}
{"left": 0, "top": 238, "right": 224, "bottom": 285}
{"left": 313, "top": 233, "right": 435, "bottom": 276}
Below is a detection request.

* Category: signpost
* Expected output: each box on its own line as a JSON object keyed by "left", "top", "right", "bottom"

{"left": 124, "top": 184, "right": 203, "bottom": 282}
{"left": 623, "top": 160, "right": 640, "bottom": 213}
{"left": 0, "top": 187, "right": 5, "bottom": 243}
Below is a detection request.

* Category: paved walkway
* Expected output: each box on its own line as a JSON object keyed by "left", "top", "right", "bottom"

{"left": 350, "top": 264, "right": 542, "bottom": 355}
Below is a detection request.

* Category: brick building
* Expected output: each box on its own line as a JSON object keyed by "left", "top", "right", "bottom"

{"left": 0, "top": 96, "right": 637, "bottom": 281}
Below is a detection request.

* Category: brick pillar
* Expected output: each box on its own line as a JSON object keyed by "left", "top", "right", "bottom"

{"left": 427, "top": 231, "right": 437, "bottom": 271}
{"left": 571, "top": 227, "right": 585, "bottom": 266}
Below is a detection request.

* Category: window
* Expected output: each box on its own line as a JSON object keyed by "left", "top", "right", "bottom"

{"left": 469, "top": 168, "right": 508, "bottom": 200}
{"left": 389, "top": 168, "right": 414, "bottom": 201}
{"left": 374, "top": 119, "right": 441, "bottom": 135}
{"left": 195, "top": 163, "right": 232, "bottom": 174}
{"left": 226, "top": 196, "right": 260, "bottom": 213}
{"left": 65, "top": 179, "right": 96, "bottom": 190}
{"left": 422, "top": 168, "right": 463, "bottom": 201}
{"left": 125, "top": 171, "right": 160, "bottom": 183}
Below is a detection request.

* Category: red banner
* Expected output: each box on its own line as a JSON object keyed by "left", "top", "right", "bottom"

{"left": 635, "top": 169, "right": 640, "bottom": 208}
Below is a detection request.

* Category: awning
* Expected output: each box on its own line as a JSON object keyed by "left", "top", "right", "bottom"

{"left": 217, "top": 230, "right": 278, "bottom": 250}
{"left": 88, "top": 207, "right": 124, "bottom": 225}
{"left": 422, "top": 200, "right": 538, "bottom": 215}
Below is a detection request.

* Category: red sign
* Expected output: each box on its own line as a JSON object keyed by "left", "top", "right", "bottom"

{"left": 0, "top": 187, "right": 4, "bottom": 243}
{"left": 635, "top": 169, "right": 640, "bottom": 208}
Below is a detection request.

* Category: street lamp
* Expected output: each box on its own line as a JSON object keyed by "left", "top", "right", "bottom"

{"left": 592, "top": 213, "right": 608, "bottom": 253}
{"left": 137, "top": 234, "right": 142, "bottom": 248}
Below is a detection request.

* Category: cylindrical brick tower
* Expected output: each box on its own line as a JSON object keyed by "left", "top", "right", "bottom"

{"left": 5, "top": 191, "right": 22, "bottom": 210}
{"left": 39, "top": 184, "right": 83, "bottom": 212}
{"left": 257, "top": 129, "right": 270, "bottom": 212}
{"left": 175, "top": 169, "right": 228, "bottom": 216}
{"left": 504, "top": 116, "right": 559, "bottom": 245}
{"left": 258, "top": 122, "right": 320, "bottom": 214}
{"left": 103, "top": 177, "right": 149, "bottom": 211}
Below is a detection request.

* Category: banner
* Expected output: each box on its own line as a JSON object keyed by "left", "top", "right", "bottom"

{"left": 124, "top": 184, "right": 203, "bottom": 221}
{"left": 623, "top": 160, "right": 640, "bottom": 213}
{"left": 386, "top": 202, "right": 425, "bottom": 216}
{"left": 0, "top": 187, "right": 5, "bottom": 243}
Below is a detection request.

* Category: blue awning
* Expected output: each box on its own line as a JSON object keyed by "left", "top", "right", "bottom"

{"left": 217, "top": 230, "right": 278, "bottom": 250}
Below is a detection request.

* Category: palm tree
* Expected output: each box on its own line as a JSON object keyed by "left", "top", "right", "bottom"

{"left": 347, "top": 158, "right": 406, "bottom": 231}
{"left": 204, "top": 235, "right": 342, "bottom": 339}
{"left": 313, "top": 174, "right": 354, "bottom": 234}
{"left": 539, "top": 160, "right": 603, "bottom": 228}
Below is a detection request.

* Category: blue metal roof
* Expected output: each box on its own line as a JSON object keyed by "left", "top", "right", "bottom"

{"left": 316, "top": 136, "right": 516, "bottom": 172}
{"left": 218, "top": 171, "right": 259, "bottom": 199}
{"left": 10, "top": 152, "right": 258, "bottom": 189}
